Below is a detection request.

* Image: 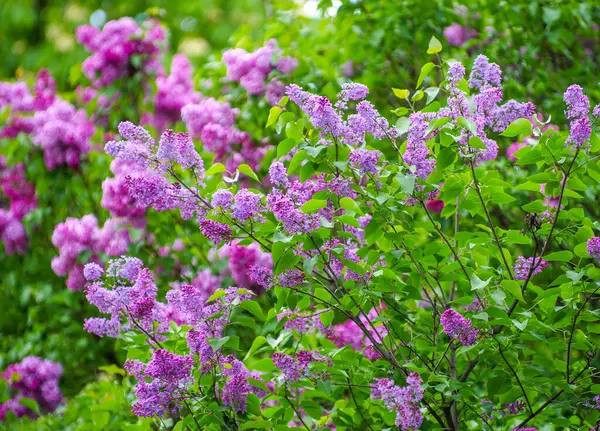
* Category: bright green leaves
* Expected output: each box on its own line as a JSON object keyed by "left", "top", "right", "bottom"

{"left": 427, "top": 35, "right": 443, "bottom": 54}
{"left": 417, "top": 62, "right": 436, "bottom": 88}
{"left": 392, "top": 88, "right": 410, "bottom": 99}
{"left": 501, "top": 118, "right": 533, "bottom": 137}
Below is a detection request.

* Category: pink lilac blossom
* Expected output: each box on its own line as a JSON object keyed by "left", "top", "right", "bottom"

{"left": 31, "top": 99, "right": 95, "bottom": 170}
{"left": 268, "top": 161, "right": 289, "bottom": 188}
{"left": 101, "top": 159, "right": 149, "bottom": 228}
{"left": 0, "top": 357, "right": 63, "bottom": 421}
{"left": 506, "top": 142, "right": 526, "bottom": 161}
{"left": 329, "top": 308, "right": 387, "bottom": 360}
{"left": 77, "top": 18, "right": 166, "bottom": 88}
{"left": 0, "top": 161, "right": 37, "bottom": 255}
{"left": 444, "top": 23, "right": 477, "bottom": 47}
{"left": 223, "top": 40, "right": 297, "bottom": 98}
{"left": 371, "top": 373, "right": 424, "bottom": 430}
{"left": 124, "top": 349, "right": 192, "bottom": 417}
{"left": 349, "top": 148, "right": 380, "bottom": 175}
{"left": 513, "top": 256, "right": 548, "bottom": 280}
{"left": 440, "top": 309, "right": 478, "bottom": 346}
{"left": 587, "top": 237, "right": 600, "bottom": 260}
{"left": 563, "top": 85, "right": 591, "bottom": 148}
{"left": 277, "top": 309, "right": 330, "bottom": 336}
{"left": 272, "top": 351, "right": 331, "bottom": 383}
{"left": 151, "top": 54, "right": 200, "bottom": 129}
{"left": 219, "top": 356, "right": 268, "bottom": 412}
{"left": 220, "top": 242, "right": 272, "bottom": 292}
{"left": 200, "top": 219, "right": 232, "bottom": 244}
{"left": 51, "top": 215, "right": 131, "bottom": 290}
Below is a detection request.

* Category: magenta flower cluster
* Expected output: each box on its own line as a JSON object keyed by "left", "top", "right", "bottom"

{"left": 272, "top": 350, "right": 331, "bottom": 383}
{"left": 51, "top": 215, "right": 130, "bottom": 290}
{"left": 371, "top": 373, "right": 424, "bottom": 430}
{"left": 587, "top": 237, "right": 600, "bottom": 261}
{"left": 223, "top": 39, "right": 298, "bottom": 101}
{"left": 0, "top": 159, "right": 37, "bottom": 255}
{"left": 440, "top": 309, "right": 478, "bottom": 346}
{"left": 0, "top": 356, "right": 63, "bottom": 421}
{"left": 563, "top": 84, "right": 592, "bottom": 148}
{"left": 513, "top": 256, "right": 548, "bottom": 280}
{"left": 124, "top": 349, "right": 193, "bottom": 417}
{"left": 150, "top": 54, "right": 201, "bottom": 130}
{"left": 77, "top": 18, "right": 166, "bottom": 87}
{"left": 444, "top": 23, "right": 477, "bottom": 47}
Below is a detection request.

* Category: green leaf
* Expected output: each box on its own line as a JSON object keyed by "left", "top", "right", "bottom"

{"left": 98, "top": 364, "right": 125, "bottom": 376}
{"left": 391, "top": 107, "right": 410, "bottom": 117}
{"left": 205, "top": 163, "right": 226, "bottom": 177}
{"left": 241, "top": 300, "right": 265, "bottom": 321}
{"left": 277, "top": 138, "right": 297, "bottom": 158}
{"left": 417, "top": 62, "right": 436, "bottom": 88}
{"left": 237, "top": 164, "right": 259, "bottom": 181}
{"left": 300, "top": 199, "right": 327, "bottom": 213}
{"left": 424, "top": 87, "right": 440, "bottom": 105}
{"left": 339, "top": 197, "right": 363, "bottom": 215}
{"left": 501, "top": 118, "right": 532, "bottom": 137}
{"left": 469, "top": 136, "right": 487, "bottom": 149}
{"left": 207, "top": 336, "right": 230, "bottom": 352}
{"left": 501, "top": 280, "right": 523, "bottom": 302}
{"left": 427, "top": 36, "right": 442, "bottom": 54}
{"left": 545, "top": 250, "right": 573, "bottom": 262}
{"left": 266, "top": 106, "right": 282, "bottom": 128}
{"left": 471, "top": 274, "right": 492, "bottom": 290}
{"left": 392, "top": 88, "right": 410, "bottom": 99}
{"left": 396, "top": 173, "right": 416, "bottom": 195}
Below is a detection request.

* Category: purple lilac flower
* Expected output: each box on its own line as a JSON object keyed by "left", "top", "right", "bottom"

{"left": 200, "top": 220, "right": 232, "bottom": 244}
{"left": 152, "top": 54, "right": 200, "bottom": 129}
{"left": 221, "top": 242, "right": 272, "bottom": 292}
{"left": 564, "top": 85, "right": 590, "bottom": 121}
{"left": 77, "top": 18, "right": 166, "bottom": 88}
{"left": 348, "top": 148, "right": 380, "bottom": 175}
{"left": 444, "top": 23, "right": 477, "bottom": 47}
{"left": 587, "top": 237, "right": 600, "bottom": 260}
{"left": 272, "top": 351, "right": 331, "bottom": 382}
{"left": 469, "top": 55, "right": 502, "bottom": 90}
{"left": 593, "top": 104, "right": 600, "bottom": 118}
{"left": 211, "top": 189, "right": 234, "bottom": 209}
{"left": 230, "top": 189, "right": 263, "bottom": 222}
{"left": 124, "top": 349, "right": 192, "bottom": 417}
{"left": 440, "top": 309, "right": 478, "bottom": 346}
{"left": 0, "top": 357, "right": 63, "bottom": 420}
{"left": 371, "top": 373, "right": 424, "bottom": 430}
{"left": 513, "top": 256, "right": 548, "bottom": 280}
{"left": 83, "top": 263, "right": 104, "bottom": 281}
{"left": 269, "top": 161, "right": 289, "bottom": 188}
{"left": 219, "top": 356, "right": 268, "bottom": 412}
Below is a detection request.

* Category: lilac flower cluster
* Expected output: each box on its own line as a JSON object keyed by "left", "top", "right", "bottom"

{"left": 51, "top": 215, "right": 131, "bottom": 290}
{"left": 444, "top": 23, "right": 477, "bottom": 47}
{"left": 329, "top": 308, "right": 388, "bottom": 360}
{"left": 182, "top": 98, "right": 268, "bottom": 171}
{"left": 272, "top": 350, "right": 331, "bottom": 383}
{"left": 150, "top": 54, "right": 201, "bottom": 130}
{"left": 286, "top": 82, "right": 397, "bottom": 147}
{"left": 31, "top": 99, "right": 95, "bottom": 170}
{"left": 277, "top": 309, "right": 331, "bottom": 336}
{"left": 348, "top": 148, "right": 381, "bottom": 175}
{"left": 83, "top": 257, "right": 167, "bottom": 337}
{"left": 105, "top": 122, "right": 205, "bottom": 220}
{"left": 0, "top": 70, "right": 94, "bottom": 171}
{"left": 0, "top": 160, "right": 37, "bottom": 255}
{"left": 587, "top": 237, "right": 600, "bottom": 261}
{"left": 513, "top": 256, "right": 548, "bottom": 280}
{"left": 563, "top": 85, "right": 592, "bottom": 148}
{"left": 435, "top": 56, "right": 536, "bottom": 166}
{"left": 219, "top": 356, "right": 269, "bottom": 412}
{"left": 219, "top": 242, "right": 272, "bottom": 292}
{"left": 223, "top": 39, "right": 297, "bottom": 101}
{"left": 371, "top": 373, "right": 424, "bottom": 430}
{"left": 77, "top": 18, "right": 166, "bottom": 88}
{"left": 0, "top": 357, "right": 63, "bottom": 421}
{"left": 440, "top": 309, "right": 478, "bottom": 346}
{"left": 101, "top": 159, "right": 149, "bottom": 228}
{"left": 124, "top": 349, "right": 193, "bottom": 417}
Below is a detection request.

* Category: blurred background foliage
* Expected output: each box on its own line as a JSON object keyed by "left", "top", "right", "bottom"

{"left": 1, "top": 0, "right": 600, "bottom": 428}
